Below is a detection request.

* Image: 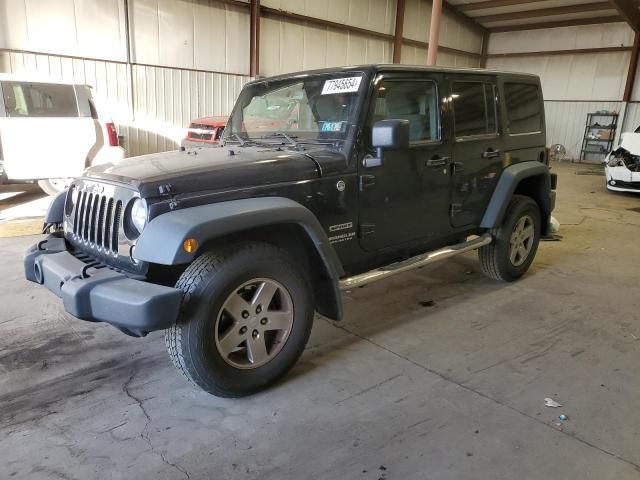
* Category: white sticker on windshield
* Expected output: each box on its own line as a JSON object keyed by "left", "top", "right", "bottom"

{"left": 321, "top": 76, "right": 362, "bottom": 95}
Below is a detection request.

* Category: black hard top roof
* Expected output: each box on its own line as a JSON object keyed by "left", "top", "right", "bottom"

{"left": 248, "top": 64, "right": 539, "bottom": 85}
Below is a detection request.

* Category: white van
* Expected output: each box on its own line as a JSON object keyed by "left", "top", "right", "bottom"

{"left": 0, "top": 76, "right": 125, "bottom": 195}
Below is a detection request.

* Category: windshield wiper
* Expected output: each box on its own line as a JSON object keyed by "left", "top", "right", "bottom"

{"left": 224, "top": 133, "right": 248, "bottom": 146}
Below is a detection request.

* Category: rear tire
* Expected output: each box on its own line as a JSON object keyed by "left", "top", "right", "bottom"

{"left": 165, "top": 242, "right": 314, "bottom": 397}
{"left": 38, "top": 178, "right": 72, "bottom": 196}
{"left": 479, "top": 195, "right": 541, "bottom": 282}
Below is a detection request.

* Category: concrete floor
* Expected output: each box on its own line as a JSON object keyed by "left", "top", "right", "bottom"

{"left": 1, "top": 162, "right": 640, "bottom": 479}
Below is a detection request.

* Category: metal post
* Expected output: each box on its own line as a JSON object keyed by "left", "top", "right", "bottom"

{"left": 393, "top": 0, "right": 406, "bottom": 63}
{"left": 427, "top": 0, "right": 442, "bottom": 65}
{"left": 249, "top": 0, "right": 260, "bottom": 77}
{"left": 480, "top": 31, "right": 489, "bottom": 68}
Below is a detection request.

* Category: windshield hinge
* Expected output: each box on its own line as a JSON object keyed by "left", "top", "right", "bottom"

{"left": 359, "top": 224, "right": 376, "bottom": 237}
{"left": 359, "top": 174, "right": 376, "bottom": 190}
{"left": 169, "top": 198, "right": 179, "bottom": 210}
{"left": 158, "top": 183, "right": 173, "bottom": 196}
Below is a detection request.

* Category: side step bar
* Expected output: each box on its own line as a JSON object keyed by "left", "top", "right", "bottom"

{"left": 338, "top": 233, "right": 493, "bottom": 291}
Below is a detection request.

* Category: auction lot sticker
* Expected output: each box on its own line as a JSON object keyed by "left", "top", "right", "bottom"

{"left": 322, "top": 76, "right": 362, "bottom": 95}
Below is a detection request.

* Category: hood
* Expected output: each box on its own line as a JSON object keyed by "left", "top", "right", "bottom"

{"left": 620, "top": 132, "right": 640, "bottom": 154}
{"left": 190, "top": 115, "right": 228, "bottom": 127}
{"left": 84, "top": 145, "right": 346, "bottom": 197}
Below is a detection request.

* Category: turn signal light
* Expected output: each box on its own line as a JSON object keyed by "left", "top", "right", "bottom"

{"left": 183, "top": 238, "right": 198, "bottom": 253}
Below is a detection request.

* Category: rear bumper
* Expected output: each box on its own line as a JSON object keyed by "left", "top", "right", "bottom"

{"left": 24, "top": 235, "right": 182, "bottom": 337}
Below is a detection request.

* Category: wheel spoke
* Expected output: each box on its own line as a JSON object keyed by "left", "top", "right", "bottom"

{"left": 252, "top": 281, "right": 278, "bottom": 308}
{"left": 518, "top": 244, "right": 528, "bottom": 259}
{"left": 510, "top": 245, "right": 519, "bottom": 264}
{"left": 522, "top": 224, "right": 534, "bottom": 241}
{"left": 218, "top": 328, "right": 245, "bottom": 357}
{"left": 247, "top": 335, "right": 269, "bottom": 364}
{"left": 264, "top": 311, "right": 292, "bottom": 331}
{"left": 224, "top": 292, "right": 252, "bottom": 320}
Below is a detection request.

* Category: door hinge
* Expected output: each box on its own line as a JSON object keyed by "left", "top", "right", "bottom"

{"left": 359, "top": 224, "right": 376, "bottom": 237}
{"left": 450, "top": 203, "right": 463, "bottom": 217}
{"left": 359, "top": 175, "right": 376, "bottom": 191}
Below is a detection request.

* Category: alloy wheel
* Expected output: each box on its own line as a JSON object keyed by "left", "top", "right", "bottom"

{"left": 214, "top": 278, "right": 294, "bottom": 369}
{"left": 509, "top": 215, "right": 535, "bottom": 267}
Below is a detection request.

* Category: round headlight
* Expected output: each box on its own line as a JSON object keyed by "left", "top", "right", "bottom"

{"left": 130, "top": 198, "right": 148, "bottom": 234}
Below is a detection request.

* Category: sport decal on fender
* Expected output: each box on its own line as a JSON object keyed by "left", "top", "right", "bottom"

{"left": 329, "top": 222, "right": 353, "bottom": 232}
{"left": 328, "top": 222, "right": 355, "bottom": 244}
{"left": 321, "top": 76, "right": 362, "bottom": 95}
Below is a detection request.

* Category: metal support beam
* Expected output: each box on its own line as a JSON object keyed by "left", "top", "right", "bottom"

{"left": 476, "top": 2, "right": 613, "bottom": 23}
{"left": 427, "top": 0, "right": 443, "bottom": 65}
{"left": 624, "top": 31, "right": 640, "bottom": 102}
{"left": 608, "top": 0, "right": 640, "bottom": 32}
{"left": 441, "top": 1, "right": 486, "bottom": 34}
{"left": 488, "top": 46, "right": 632, "bottom": 58}
{"left": 489, "top": 16, "right": 623, "bottom": 32}
{"left": 460, "top": 0, "right": 557, "bottom": 12}
{"left": 249, "top": 0, "right": 260, "bottom": 77}
{"left": 393, "top": 0, "right": 406, "bottom": 63}
{"left": 480, "top": 31, "right": 489, "bottom": 68}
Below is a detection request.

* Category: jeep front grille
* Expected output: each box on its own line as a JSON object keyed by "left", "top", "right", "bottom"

{"left": 73, "top": 190, "right": 123, "bottom": 254}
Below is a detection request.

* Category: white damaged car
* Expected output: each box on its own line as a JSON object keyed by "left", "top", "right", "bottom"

{"left": 605, "top": 129, "right": 640, "bottom": 193}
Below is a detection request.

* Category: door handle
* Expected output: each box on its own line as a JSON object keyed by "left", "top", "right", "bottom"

{"left": 482, "top": 149, "right": 500, "bottom": 159}
{"left": 426, "top": 156, "right": 450, "bottom": 167}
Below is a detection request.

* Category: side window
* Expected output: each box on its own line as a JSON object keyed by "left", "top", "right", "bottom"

{"left": 504, "top": 83, "right": 542, "bottom": 134}
{"left": 371, "top": 80, "right": 439, "bottom": 143}
{"left": 452, "top": 81, "right": 497, "bottom": 138}
{"left": 1, "top": 82, "right": 78, "bottom": 118}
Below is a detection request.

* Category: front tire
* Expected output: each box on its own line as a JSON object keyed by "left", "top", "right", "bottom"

{"left": 479, "top": 195, "right": 541, "bottom": 282}
{"left": 165, "top": 242, "right": 314, "bottom": 397}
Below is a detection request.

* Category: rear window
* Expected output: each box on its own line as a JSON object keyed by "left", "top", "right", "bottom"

{"left": 504, "top": 83, "right": 542, "bottom": 135}
{"left": 1, "top": 82, "right": 78, "bottom": 118}
{"left": 452, "top": 81, "right": 497, "bottom": 138}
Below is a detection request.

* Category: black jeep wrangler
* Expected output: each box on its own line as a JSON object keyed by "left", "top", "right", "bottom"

{"left": 25, "top": 65, "right": 556, "bottom": 397}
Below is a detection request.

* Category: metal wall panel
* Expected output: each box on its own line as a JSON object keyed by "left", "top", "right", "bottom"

{"left": 127, "top": 64, "right": 248, "bottom": 156}
{"left": 131, "top": 0, "right": 250, "bottom": 75}
{"left": 488, "top": 24, "right": 634, "bottom": 55}
{"left": 487, "top": 52, "right": 629, "bottom": 101}
{"left": 403, "top": 0, "right": 483, "bottom": 54}
{"left": 261, "top": 0, "right": 396, "bottom": 35}
{"left": 260, "top": 17, "right": 392, "bottom": 77}
{"left": 0, "top": 50, "right": 249, "bottom": 156}
{"left": 400, "top": 45, "right": 480, "bottom": 67}
{"left": 0, "top": 0, "right": 127, "bottom": 61}
{"left": 621, "top": 103, "right": 640, "bottom": 133}
{"left": 544, "top": 100, "right": 622, "bottom": 159}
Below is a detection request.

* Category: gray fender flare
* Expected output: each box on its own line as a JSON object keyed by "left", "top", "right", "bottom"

{"left": 134, "top": 197, "right": 345, "bottom": 320}
{"left": 44, "top": 190, "right": 67, "bottom": 224}
{"left": 480, "top": 161, "right": 551, "bottom": 230}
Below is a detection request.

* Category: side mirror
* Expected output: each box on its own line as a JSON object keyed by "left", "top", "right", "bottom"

{"left": 366, "top": 119, "right": 410, "bottom": 167}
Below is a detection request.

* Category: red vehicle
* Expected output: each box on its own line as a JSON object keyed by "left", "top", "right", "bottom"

{"left": 181, "top": 116, "right": 227, "bottom": 148}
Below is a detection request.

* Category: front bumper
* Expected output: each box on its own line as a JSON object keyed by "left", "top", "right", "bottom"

{"left": 607, "top": 180, "right": 640, "bottom": 192}
{"left": 24, "top": 235, "right": 182, "bottom": 337}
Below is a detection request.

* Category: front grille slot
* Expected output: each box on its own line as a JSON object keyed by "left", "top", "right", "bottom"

{"left": 72, "top": 189, "right": 122, "bottom": 256}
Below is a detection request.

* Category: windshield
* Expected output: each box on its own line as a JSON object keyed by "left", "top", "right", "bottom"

{"left": 225, "top": 73, "right": 365, "bottom": 144}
